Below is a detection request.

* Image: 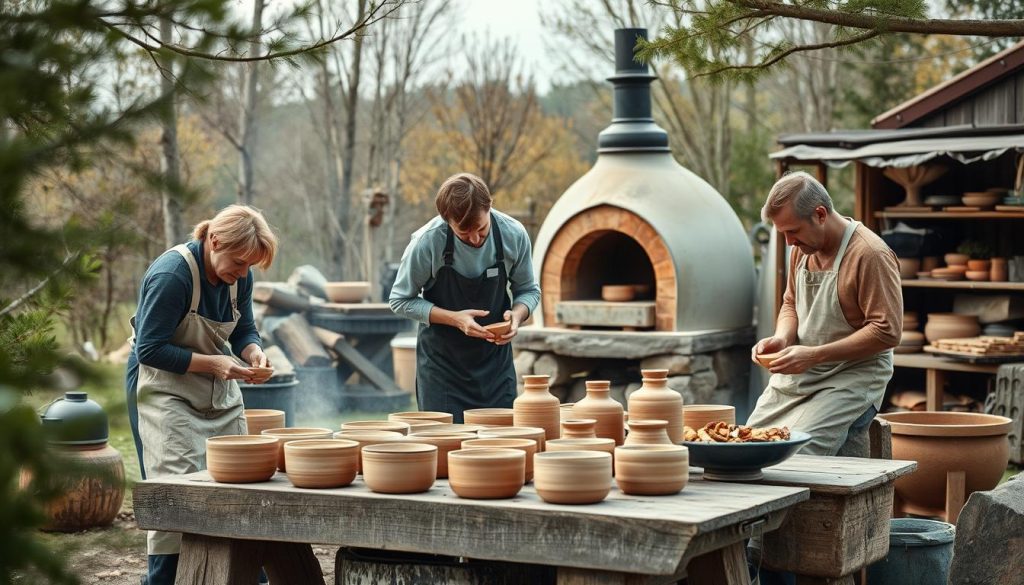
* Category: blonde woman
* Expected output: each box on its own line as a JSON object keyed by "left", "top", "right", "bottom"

{"left": 125, "top": 205, "right": 278, "bottom": 585}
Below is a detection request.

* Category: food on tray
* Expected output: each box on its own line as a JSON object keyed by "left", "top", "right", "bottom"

{"left": 683, "top": 421, "right": 791, "bottom": 443}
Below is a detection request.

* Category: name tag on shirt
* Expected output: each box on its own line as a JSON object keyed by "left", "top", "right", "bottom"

{"left": 486, "top": 267, "right": 499, "bottom": 278}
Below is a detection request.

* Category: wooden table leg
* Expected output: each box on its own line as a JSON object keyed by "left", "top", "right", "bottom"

{"left": 686, "top": 541, "right": 750, "bottom": 585}
{"left": 175, "top": 533, "right": 325, "bottom": 585}
{"left": 945, "top": 470, "right": 966, "bottom": 524}
{"left": 925, "top": 369, "right": 945, "bottom": 412}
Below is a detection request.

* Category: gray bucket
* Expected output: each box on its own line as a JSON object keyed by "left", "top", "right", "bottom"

{"left": 866, "top": 518, "right": 955, "bottom": 585}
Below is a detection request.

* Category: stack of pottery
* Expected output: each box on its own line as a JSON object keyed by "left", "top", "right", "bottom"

{"left": 965, "top": 258, "right": 991, "bottom": 282}
{"left": 897, "top": 331, "right": 926, "bottom": 354}
{"left": 614, "top": 445, "right": 689, "bottom": 495}
{"left": 478, "top": 426, "right": 547, "bottom": 451}
{"left": 572, "top": 380, "right": 625, "bottom": 445}
{"left": 407, "top": 431, "right": 477, "bottom": 478}
{"left": 463, "top": 408, "right": 514, "bottom": 426}
{"left": 244, "top": 409, "right": 286, "bottom": 436}
{"left": 261, "top": 427, "right": 333, "bottom": 471}
{"left": 360, "top": 443, "right": 437, "bottom": 494}
{"left": 447, "top": 449, "right": 525, "bottom": 499}
{"left": 624, "top": 419, "right": 673, "bottom": 446}
{"left": 341, "top": 420, "right": 410, "bottom": 435}
{"left": 627, "top": 369, "right": 683, "bottom": 443}
{"left": 389, "top": 411, "right": 453, "bottom": 425}
{"left": 682, "top": 405, "right": 735, "bottom": 430}
{"left": 924, "top": 313, "right": 981, "bottom": 344}
{"left": 332, "top": 429, "right": 405, "bottom": 473}
{"left": 903, "top": 311, "right": 920, "bottom": 331}
{"left": 462, "top": 437, "right": 538, "bottom": 482}
{"left": 561, "top": 418, "right": 597, "bottom": 439}
{"left": 283, "top": 439, "right": 358, "bottom": 488}
{"left": 513, "top": 374, "right": 561, "bottom": 440}
{"left": 206, "top": 435, "right": 279, "bottom": 483}
{"left": 533, "top": 451, "right": 613, "bottom": 504}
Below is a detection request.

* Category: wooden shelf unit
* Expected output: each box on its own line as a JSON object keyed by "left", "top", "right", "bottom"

{"left": 900, "top": 280, "right": 1024, "bottom": 291}
{"left": 875, "top": 211, "right": 1024, "bottom": 219}
{"left": 893, "top": 353, "right": 1000, "bottom": 411}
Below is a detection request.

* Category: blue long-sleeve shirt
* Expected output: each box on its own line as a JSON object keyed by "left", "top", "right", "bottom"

{"left": 125, "top": 239, "right": 261, "bottom": 393}
{"left": 389, "top": 210, "right": 541, "bottom": 325}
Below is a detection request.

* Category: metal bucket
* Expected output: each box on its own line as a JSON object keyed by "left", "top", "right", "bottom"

{"left": 866, "top": 518, "right": 955, "bottom": 585}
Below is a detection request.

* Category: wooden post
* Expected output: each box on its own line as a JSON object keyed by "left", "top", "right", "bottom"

{"left": 176, "top": 534, "right": 325, "bottom": 585}
{"left": 687, "top": 541, "right": 750, "bottom": 585}
{"left": 274, "top": 313, "right": 332, "bottom": 367}
{"left": 945, "top": 470, "right": 966, "bottom": 524}
{"left": 925, "top": 369, "right": 945, "bottom": 412}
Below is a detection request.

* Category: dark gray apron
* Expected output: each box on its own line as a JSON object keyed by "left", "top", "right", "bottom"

{"left": 416, "top": 214, "right": 516, "bottom": 423}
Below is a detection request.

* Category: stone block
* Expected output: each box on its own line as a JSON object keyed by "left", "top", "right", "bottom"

{"left": 513, "top": 350, "right": 538, "bottom": 378}
{"left": 948, "top": 474, "right": 1024, "bottom": 584}
{"left": 713, "top": 347, "right": 752, "bottom": 390}
{"left": 667, "top": 372, "right": 718, "bottom": 404}
{"left": 639, "top": 354, "right": 712, "bottom": 375}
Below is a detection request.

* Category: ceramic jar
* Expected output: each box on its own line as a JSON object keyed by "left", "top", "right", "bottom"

{"left": 283, "top": 439, "right": 358, "bottom": 488}
{"left": 360, "top": 442, "right": 437, "bottom": 494}
{"left": 477, "top": 426, "right": 547, "bottom": 452}
{"left": 627, "top": 369, "right": 683, "bottom": 443}
{"left": 513, "top": 374, "right": 561, "bottom": 440}
{"left": 332, "top": 430, "right": 406, "bottom": 473}
{"left": 559, "top": 403, "right": 576, "bottom": 421}
{"left": 389, "top": 411, "right": 454, "bottom": 425}
{"left": 561, "top": 418, "right": 597, "bottom": 439}
{"left": 341, "top": 420, "right": 411, "bottom": 435}
{"left": 244, "top": 409, "right": 286, "bottom": 436}
{"left": 207, "top": 435, "right": 279, "bottom": 483}
{"left": 533, "top": 451, "right": 613, "bottom": 504}
{"left": 924, "top": 313, "right": 981, "bottom": 343}
{"left": 24, "top": 444, "right": 125, "bottom": 531}
{"left": 624, "top": 419, "right": 673, "bottom": 446}
{"left": 461, "top": 437, "right": 537, "bottom": 482}
{"left": 682, "top": 405, "right": 736, "bottom": 430}
{"left": 991, "top": 257, "right": 1008, "bottom": 282}
{"left": 572, "top": 380, "right": 625, "bottom": 445}
{"left": 261, "top": 427, "right": 334, "bottom": 471}
{"left": 448, "top": 448, "right": 525, "bottom": 499}
{"left": 406, "top": 431, "right": 477, "bottom": 478}
{"left": 614, "top": 445, "right": 689, "bottom": 495}
{"left": 463, "top": 408, "right": 515, "bottom": 426}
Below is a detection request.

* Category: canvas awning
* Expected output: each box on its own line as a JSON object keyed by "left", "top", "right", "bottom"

{"left": 771, "top": 132, "right": 1024, "bottom": 168}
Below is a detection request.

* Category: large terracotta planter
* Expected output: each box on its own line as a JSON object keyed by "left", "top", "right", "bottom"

{"left": 406, "top": 431, "right": 477, "bottom": 478}
{"left": 361, "top": 442, "right": 437, "bottom": 494}
{"left": 341, "top": 420, "right": 411, "bottom": 435}
{"left": 624, "top": 419, "right": 673, "bottom": 446}
{"left": 448, "top": 448, "right": 525, "bottom": 499}
{"left": 261, "top": 427, "right": 333, "bottom": 471}
{"left": 534, "top": 451, "right": 612, "bottom": 504}
{"left": 463, "top": 408, "right": 514, "bottom": 426}
{"left": 389, "top": 411, "right": 454, "bottom": 425}
{"left": 614, "top": 445, "right": 689, "bottom": 495}
{"left": 461, "top": 437, "right": 538, "bottom": 482}
{"left": 207, "top": 435, "right": 279, "bottom": 483}
{"left": 477, "top": 426, "right": 547, "bottom": 452}
{"left": 878, "top": 412, "right": 1012, "bottom": 519}
{"left": 561, "top": 418, "right": 597, "bottom": 439}
{"left": 572, "top": 380, "right": 625, "bottom": 445}
{"left": 244, "top": 409, "right": 286, "bottom": 436}
{"left": 284, "top": 439, "right": 358, "bottom": 488}
{"left": 924, "top": 313, "right": 981, "bottom": 343}
{"left": 23, "top": 444, "right": 126, "bottom": 531}
{"left": 627, "top": 369, "right": 683, "bottom": 443}
{"left": 332, "top": 430, "right": 405, "bottom": 473}
{"left": 682, "top": 405, "right": 736, "bottom": 430}
{"left": 513, "top": 374, "right": 561, "bottom": 440}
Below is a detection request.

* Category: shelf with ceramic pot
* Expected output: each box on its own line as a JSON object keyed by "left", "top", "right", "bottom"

{"left": 891, "top": 353, "right": 999, "bottom": 412}
{"left": 899, "top": 280, "right": 1024, "bottom": 291}
{"left": 873, "top": 211, "right": 1024, "bottom": 219}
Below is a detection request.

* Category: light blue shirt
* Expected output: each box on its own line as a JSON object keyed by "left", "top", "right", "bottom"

{"left": 389, "top": 210, "right": 541, "bottom": 326}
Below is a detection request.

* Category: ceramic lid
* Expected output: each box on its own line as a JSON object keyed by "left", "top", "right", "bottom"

{"left": 40, "top": 391, "right": 108, "bottom": 446}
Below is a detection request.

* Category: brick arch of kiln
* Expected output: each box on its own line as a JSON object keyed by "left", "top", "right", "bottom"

{"left": 540, "top": 205, "right": 677, "bottom": 331}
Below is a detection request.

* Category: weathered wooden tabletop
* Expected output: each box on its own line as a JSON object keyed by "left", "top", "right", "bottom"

{"left": 759, "top": 454, "right": 917, "bottom": 495}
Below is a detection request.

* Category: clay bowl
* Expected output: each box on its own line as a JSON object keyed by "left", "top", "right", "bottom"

{"left": 878, "top": 412, "right": 1012, "bottom": 518}
{"left": 545, "top": 437, "right": 616, "bottom": 462}
{"left": 406, "top": 431, "right": 477, "bottom": 478}
{"left": 965, "top": 270, "right": 990, "bottom": 282}
{"left": 483, "top": 321, "right": 512, "bottom": 338}
{"left": 323, "top": 281, "right": 370, "bottom": 303}
{"left": 206, "top": 435, "right": 279, "bottom": 483}
{"left": 389, "top": 411, "right": 454, "bottom": 425}
{"left": 623, "top": 419, "right": 673, "bottom": 446}
{"left": 463, "top": 408, "right": 514, "bottom": 426}
{"left": 924, "top": 313, "right": 981, "bottom": 344}
{"left": 533, "top": 451, "right": 613, "bottom": 505}
{"left": 260, "top": 427, "right": 333, "bottom": 471}
{"left": 244, "top": 409, "right": 285, "bottom": 436}
{"left": 461, "top": 437, "right": 537, "bottom": 482}
{"left": 601, "top": 285, "right": 635, "bottom": 302}
{"left": 944, "top": 253, "right": 970, "bottom": 267}
{"left": 332, "top": 430, "right": 405, "bottom": 473}
{"left": 966, "top": 259, "right": 991, "bottom": 271}
{"left": 561, "top": 418, "right": 597, "bottom": 439}
{"left": 682, "top": 431, "right": 812, "bottom": 482}
{"left": 341, "top": 420, "right": 411, "bottom": 435}
{"left": 425, "top": 423, "right": 489, "bottom": 435}
{"left": 914, "top": 271, "right": 931, "bottom": 280}
{"left": 961, "top": 193, "right": 1000, "bottom": 208}
{"left": 755, "top": 352, "right": 783, "bottom": 368}
{"left": 244, "top": 366, "right": 275, "bottom": 383}
{"left": 360, "top": 442, "right": 437, "bottom": 494}
{"left": 477, "top": 426, "right": 547, "bottom": 451}
{"left": 614, "top": 445, "right": 690, "bottom": 495}
{"left": 930, "top": 268, "right": 964, "bottom": 281}
{"left": 283, "top": 439, "right": 358, "bottom": 489}
{"left": 448, "top": 448, "right": 526, "bottom": 499}
{"left": 404, "top": 420, "right": 445, "bottom": 432}
{"left": 682, "top": 405, "right": 736, "bottom": 430}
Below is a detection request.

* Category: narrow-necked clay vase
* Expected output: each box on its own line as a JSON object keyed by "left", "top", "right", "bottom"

{"left": 360, "top": 442, "right": 437, "bottom": 494}
{"left": 244, "top": 409, "right": 286, "bottom": 436}
{"left": 682, "top": 405, "right": 736, "bottom": 430}
{"left": 332, "top": 430, "right": 405, "bottom": 473}
{"left": 406, "top": 431, "right": 477, "bottom": 478}
{"left": 261, "top": 427, "right": 333, "bottom": 471}
{"left": 448, "top": 448, "right": 525, "bottom": 499}
{"left": 624, "top": 419, "right": 673, "bottom": 446}
{"left": 206, "top": 435, "right": 279, "bottom": 483}
{"left": 461, "top": 437, "right": 537, "bottom": 482}
{"left": 513, "top": 374, "right": 561, "bottom": 440}
{"left": 284, "top": 439, "right": 358, "bottom": 488}
{"left": 561, "top": 418, "right": 597, "bottom": 439}
{"left": 533, "top": 451, "right": 612, "bottom": 505}
{"left": 614, "top": 445, "right": 689, "bottom": 495}
{"left": 627, "top": 369, "right": 683, "bottom": 444}
{"left": 477, "top": 426, "right": 547, "bottom": 452}
{"left": 572, "top": 380, "right": 625, "bottom": 445}
{"left": 340, "top": 420, "right": 411, "bottom": 435}
{"left": 463, "top": 408, "right": 514, "bottom": 426}
{"left": 389, "top": 411, "right": 454, "bottom": 424}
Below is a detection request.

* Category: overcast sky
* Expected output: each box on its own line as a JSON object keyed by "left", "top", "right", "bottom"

{"left": 459, "top": 0, "right": 557, "bottom": 92}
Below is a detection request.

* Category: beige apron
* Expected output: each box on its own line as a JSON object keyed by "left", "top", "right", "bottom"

{"left": 747, "top": 220, "right": 892, "bottom": 456}
{"left": 130, "top": 244, "right": 248, "bottom": 555}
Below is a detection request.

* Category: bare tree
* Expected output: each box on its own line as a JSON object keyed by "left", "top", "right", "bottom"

{"left": 238, "top": 0, "right": 265, "bottom": 204}
{"left": 158, "top": 18, "right": 185, "bottom": 248}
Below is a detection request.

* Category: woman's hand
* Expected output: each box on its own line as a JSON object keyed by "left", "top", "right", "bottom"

{"left": 766, "top": 345, "right": 819, "bottom": 374}
{"left": 208, "top": 355, "right": 256, "bottom": 381}
{"left": 453, "top": 309, "right": 492, "bottom": 339}
{"left": 493, "top": 309, "right": 520, "bottom": 346}
{"left": 241, "top": 344, "right": 273, "bottom": 384}
{"left": 751, "top": 336, "right": 788, "bottom": 364}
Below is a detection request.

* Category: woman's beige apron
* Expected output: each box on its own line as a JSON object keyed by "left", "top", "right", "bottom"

{"left": 747, "top": 220, "right": 892, "bottom": 456}
{"left": 130, "top": 244, "right": 247, "bottom": 555}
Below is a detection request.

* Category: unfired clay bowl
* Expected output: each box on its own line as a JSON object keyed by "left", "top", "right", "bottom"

{"left": 260, "top": 427, "right": 334, "bottom": 471}
{"left": 755, "top": 352, "right": 783, "bottom": 368}
{"left": 244, "top": 409, "right": 285, "bottom": 436}
{"left": 448, "top": 448, "right": 526, "bottom": 499}
{"left": 601, "top": 285, "right": 635, "bottom": 302}
{"left": 284, "top": 439, "right": 358, "bottom": 489}
{"left": 461, "top": 437, "right": 537, "bottom": 482}
{"left": 406, "top": 431, "right": 477, "bottom": 478}
{"left": 533, "top": 450, "right": 612, "bottom": 505}
{"left": 207, "top": 435, "right": 279, "bottom": 483}
{"left": 483, "top": 321, "right": 512, "bottom": 338}
{"left": 341, "top": 420, "right": 411, "bottom": 435}
{"left": 463, "top": 408, "right": 515, "bottom": 426}
{"left": 389, "top": 411, "right": 454, "bottom": 424}
{"left": 477, "top": 426, "right": 547, "bottom": 451}
{"left": 360, "top": 442, "right": 437, "bottom": 494}
{"left": 682, "top": 405, "right": 736, "bottom": 430}
{"left": 332, "top": 430, "right": 406, "bottom": 473}
{"left": 323, "top": 281, "right": 370, "bottom": 303}
{"left": 614, "top": 445, "right": 689, "bottom": 495}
